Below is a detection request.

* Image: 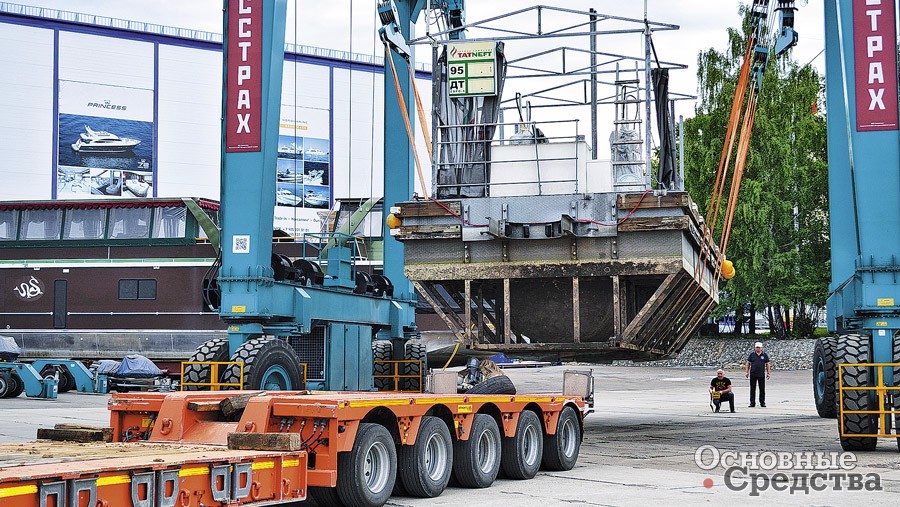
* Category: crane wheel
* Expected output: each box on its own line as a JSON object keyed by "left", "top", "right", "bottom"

{"left": 183, "top": 337, "right": 230, "bottom": 391}
{"left": 0, "top": 372, "right": 11, "bottom": 398}
{"left": 336, "top": 423, "right": 397, "bottom": 507}
{"left": 40, "top": 365, "right": 74, "bottom": 393}
{"left": 397, "top": 416, "right": 453, "bottom": 497}
{"left": 373, "top": 341, "right": 393, "bottom": 391}
{"left": 837, "top": 333, "right": 877, "bottom": 451}
{"left": 500, "top": 409, "right": 543, "bottom": 480}
{"left": 452, "top": 414, "right": 501, "bottom": 488}
{"left": 222, "top": 338, "right": 304, "bottom": 391}
{"left": 401, "top": 341, "right": 427, "bottom": 392}
{"left": 542, "top": 406, "right": 582, "bottom": 471}
{"left": 813, "top": 336, "right": 838, "bottom": 418}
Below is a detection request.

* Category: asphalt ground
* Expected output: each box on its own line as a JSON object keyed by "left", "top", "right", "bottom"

{"left": 2, "top": 366, "right": 899, "bottom": 505}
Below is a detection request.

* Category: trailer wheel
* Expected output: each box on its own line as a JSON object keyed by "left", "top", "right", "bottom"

{"left": 0, "top": 372, "right": 10, "bottom": 398}
{"left": 337, "top": 423, "right": 397, "bottom": 507}
{"left": 837, "top": 333, "right": 877, "bottom": 451}
{"left": 222, "top": 338, "right": 304, "bottom": 391}
{"left": 183, "top": 337, "right": 230, "bottom": 391}
{"left": 542, "top": 406, "right": 581, "bottom": 471}
{"left": 893, "top": 332, "right": 900, "bottom": 452}
{"left": 397, "top": 416, "right": 452, "bottom": 497}
{"left": 466, "top": 375, "right": 516, "bottom": 395}
{"left": 40, "top": 366, "right": 74, "bottom": 394}
{"left": 7, "top": 372, "right": 23, "bottom": 398}
{"left": 401, "top": 341, "right": 427, "bottom": 392}
{"left": 373, "top": 341, "right": 393, "bottom": 391}
{"left": 813, "top": 336, "right": 838, "bottom": 418}
{"left": 452, "top": 414, "right": 501, "bottom": 488}
{"left": 500, "top": 410, "right": 543, "bottom": 479}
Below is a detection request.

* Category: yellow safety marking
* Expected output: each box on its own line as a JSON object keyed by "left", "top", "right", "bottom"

{"left": 877, "top": 298, "right": 895, "bottom": 307}
{"left": 0, "top": 485, "right": 37, "bottom": 498}
{"left": 141, "top": 417, "right": 152, "bottom": 427}
{"left": 877, "top": 321, "right": 888, "bottom": 327}
{"left": 511, "top": 396, "right": 553, "bottom": 403}
{"left": 96, "top": 475, "right": 131, "bottom": 487}
{"left": 231, "top": 326, "right": 240, "bottom": 331}
{"left": 347, "top": 399, "right": 412, "bottom": 408}
{"left": 457, "top": 404, "right": 473, "bottom": 414}
{"left": 421, "top": 398, "right": 464, "bottom": 404}
{"left": 284, "top": 459, "right": 300, "bottom": 468}
{"left": 180, "top": 467, "right": 210, "bottom": 478}
{"left": 252, "top": 461, "right": 275, "bottom": 470}
{"left": 231, "top": 306, "right": 247, "bottom": 313}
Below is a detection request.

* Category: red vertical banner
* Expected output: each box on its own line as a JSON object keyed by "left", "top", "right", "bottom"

{"left": 226, "top": 0, "right": 263, "bottom": 152}
{"left": 853, "top": 0, "right": 899, "bottom": 131}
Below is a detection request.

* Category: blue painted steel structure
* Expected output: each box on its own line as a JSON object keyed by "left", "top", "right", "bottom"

{"left": 217, "top": 0, "right": 418, "bottom": 390}
{"left": 824, "top": 0, "right": 900, "bottom": 361}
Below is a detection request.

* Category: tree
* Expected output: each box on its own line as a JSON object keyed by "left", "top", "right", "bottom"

{"left": 683, "top": 12, "right": 829, "bottom": 338}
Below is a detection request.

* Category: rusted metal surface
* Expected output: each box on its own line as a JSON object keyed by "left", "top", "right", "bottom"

{"left": 405, "top": 257, "right": 685, "bottom": 281}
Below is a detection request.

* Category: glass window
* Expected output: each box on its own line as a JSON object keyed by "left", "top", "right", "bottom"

{"left": 63, "top": 209, "right": 107, "bottom": 240}
{"left": 0, "top": 210, "right": 18, "bottom": 240}
{"left": 119, "top": 279, "right": 157, "bottom": 300}
{"left": 151, "top": 206, "right": 187, "bottom": 239}
{"left": 20, "top": 209, "right": 62, "bottom": 240}
{"left": 108, "top": 208, "right": 150, "bottom": 239}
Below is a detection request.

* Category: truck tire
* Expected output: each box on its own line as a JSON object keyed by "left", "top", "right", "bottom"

{"left": 373, "top": 341, "right": 393, "bottom": 391}
{"left": 500, "top": 410, "right": 543, "bottom": 479}
{"left": 337, "top": 423, "right": 397, "bottom": 507}
{"left": 466, "top": 375, "right": 516, "bottom": 395}
{"left": 0, "top": 372, "right": 10, "bottom": 398}
{"left": 309, "top": 486, "right": 342, "bottom": 507}
{"left": 813, "top": 336, "right": 838, "bottom": 418}
{"left": 39, "top": 365, "right": 74, "bottom": 394}
{"left": 837, "top": 333, "right": 877, "bottom": 451}
{"left": 401, "top": 341, "right": 427, "bottom": 392}
{"left": 397, "top": 416, "right": 452, "bottom": 497}
{"left": 221, "top": 338, "right": 304, "bottom": 391}
{"left": 183, "top": 337, "right": 230, "bottom": 391}
{"left": 7, "top": 372, "right": 24, "bottom": 398}
{"left": 452, "top": 414, "right": 501, "bottom": 488}
{"left": 542, "top": 406, "right": 581, "bottom": 471}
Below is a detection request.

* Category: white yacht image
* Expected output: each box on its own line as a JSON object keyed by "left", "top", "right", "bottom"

{"left": 303, "top": 191, "right": 327, "bottom": 207}
{"left": 71, "top": 126, "right": 141, "bottom": 153}
{"left": 276, "top": 189, "right": 303, "bottom": 207}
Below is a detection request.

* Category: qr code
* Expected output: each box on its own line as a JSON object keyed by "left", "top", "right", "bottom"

{"left": 233, "top": 235, "right": 250, "bottom": 254}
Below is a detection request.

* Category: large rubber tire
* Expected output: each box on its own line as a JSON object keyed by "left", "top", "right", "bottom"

{"left": 813, "top": 336, "right": 838, "bottom": 418}
{"left": 7, "top": 372, "right": 24, "bottom": 398}
{"left": 893, "top": 332, "right": 900, "bottom": 452}
{"left": 452, "top": 414, "right": 502, "bottom": 488}
{"left": 39, "top": 365, "right": 74, "bottom": 394}
{"left": 336, "top": 423, "right": 397, "bottom": 507}
{"left": 308, "top": 486, "right": 342, "bottom": 507}
{"left": 837, "top": 333, "right": 877, "bottom": 451}
{"left": 401, "top": 341, "right": 427, "bottom": 392}
{"left": 500, "top": 410, "right": 543, "bottom": 480}
{"left": 397, "top": 416, "right": 453, "bottom": 497}
{"left": 0, "top": 372, "right": 10, "bottom": 398}
{"left": 221, "top": 338, "right": 304, "bottom": 391}
{"left": 373, "top": 341, "right": 393, "bottom": 391}
{"left": 542, "top": 406, "right": 582, "bottom": 471}
{"left": 183, "top": 337, "right": 230, "bottom": 391}
{"left": 466, "top": 375, "right": 517, "bottom": 395}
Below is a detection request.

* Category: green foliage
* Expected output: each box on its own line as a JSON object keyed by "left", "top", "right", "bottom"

{"left": 684, "top": 14, "right": 829, "bottom": 338}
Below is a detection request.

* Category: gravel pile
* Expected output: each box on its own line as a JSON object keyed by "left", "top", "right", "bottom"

{"left": 612, "top": 337, "right": 817, "bottom": 370}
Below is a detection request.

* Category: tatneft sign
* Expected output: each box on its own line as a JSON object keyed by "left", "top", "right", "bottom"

{"left": 226, "top": 0, "right": 263, "bottom": 152}
{"left": 447, "top": 41, "right": 498, "bottom": 97}
{"left": 853, "top": 0, "right": 898, "bottom": 132}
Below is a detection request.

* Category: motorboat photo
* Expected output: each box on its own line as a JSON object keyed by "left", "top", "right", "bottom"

{"left": 303, "top": 191, "right": 328, "bottom": 207}
{"left": 276, "top": 189, "right": 303, "bottom": 207}
{"left": 71, "top": 125, "right": 141, "bottom": 153}
{"left": 125, "top": 179, "right": 150, "bottom": 197}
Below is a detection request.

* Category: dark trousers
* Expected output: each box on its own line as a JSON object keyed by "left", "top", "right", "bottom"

{"left": 750, "top": 376, "right": 766, "bottom": 406}
{"left": 714, "top": 392, "right": 735, "bottom": 412}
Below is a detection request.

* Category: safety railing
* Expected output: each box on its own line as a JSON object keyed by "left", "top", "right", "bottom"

{"left": 838, "top": 362, "right": 900, "bottom": 438}
{"left": 180, "top": 361, "right": 243, "bottom": 391}
{"left": 374, "top": 359, "right": 424, "bottom": 393}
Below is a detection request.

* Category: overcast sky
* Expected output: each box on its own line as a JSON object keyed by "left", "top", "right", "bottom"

{"left": 14, "top": 0, "right": 826, "bottom": 153}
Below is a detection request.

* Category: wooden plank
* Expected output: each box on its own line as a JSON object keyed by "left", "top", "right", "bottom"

{"left": 220, "top": 393, "right": 261, "bottom": 418}
{"left": 617, "top": 215, "right": 691, "bottom": 232}
{"left": 398, "top": 200, "right": 462, "bottom": 218}
{"left": 411, "top": 281, "right": 468, "bottom": 344}
{"left": 617, "top": 192, "right": 688, "bottom": 210}
{"left": 187, "top": 401, "right": 222, "bottom": 412}
{"left": 620, "top": 273, "right": 680, "bottom": 346}
{"left": 37, "top": 424, "right": 112, "bottom": 443}
{"left": 396, "top": 224, "right": 462, "bottom": 240}
{"left": 227, "top": 432, "right": 304, "bottom": 451}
